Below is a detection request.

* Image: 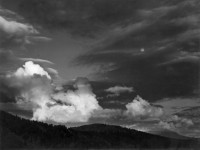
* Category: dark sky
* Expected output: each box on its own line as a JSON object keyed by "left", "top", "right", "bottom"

{"left": 0, "top": 0, "right": 200, "bottom": 138}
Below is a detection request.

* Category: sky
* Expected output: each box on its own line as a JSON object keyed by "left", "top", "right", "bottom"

{"left": 0, "top": 0, "right": 200, "bottom": 138}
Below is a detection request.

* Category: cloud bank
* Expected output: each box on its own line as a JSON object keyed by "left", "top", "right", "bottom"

{"left": 1, "top": 61, "right": 164, "bottom": 124}
{"left": 158, "top": 115, "right": 195, "bottom": 137}
{"left": 3, "top": 62, "right": 102, "bottom": 123}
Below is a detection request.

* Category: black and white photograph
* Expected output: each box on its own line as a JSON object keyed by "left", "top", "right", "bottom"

{"left": 0, "top": 0, "right": 200, "bottom": 149}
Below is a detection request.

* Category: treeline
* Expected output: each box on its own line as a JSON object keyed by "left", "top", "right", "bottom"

{"left": 0, "top": 111, "right": 199, "bottom": 149}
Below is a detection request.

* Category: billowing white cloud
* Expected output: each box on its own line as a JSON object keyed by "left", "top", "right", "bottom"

{"left": 4, "top": 61, "right": 53, "bottom": 104}
{"left": 13, "top": 61, "right": 51, "bottom": 79}
{"left": 105, "top": 86, "right": 134, "bottom": 97}
{"left": 2, "top": 61, "right": 164, "bottom": 124}
{"left": 3, "top": 61, "right": 52, "bottom": 113}
{"left": 159, "top": 115, "right": 194, "bottom": 130}
{"left": 125, "top": 95, "right": 164, "bottom": 119}
{"left": 32, "top": 77, "right": 102, "bottom": 123}
{"left": 5, "top": 64, "right": 102, "bottom": 123}
{"left": 92, "top": 96, "right": 164, "bottom": 123}
{"left": 45, "top": 86, "right": 102, "bottom": 122}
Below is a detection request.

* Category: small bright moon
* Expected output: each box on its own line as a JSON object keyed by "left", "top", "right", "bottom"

{"left": 140, "top": 48, "right": 145, "bottom": 52}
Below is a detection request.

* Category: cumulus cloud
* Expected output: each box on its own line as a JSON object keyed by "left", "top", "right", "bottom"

{"left": 1, "top": 62, "right": 164, "bottom": 124}
{"left": 92, "top": 96, "right": 164, "bottom": 123}
{"left": 159, "top": 115, "right": 194, "bottom": 131}
{"left": 3, "top": 61, "right": 52, "bottom": 101}
{"left": 12, "top": 61, "right": 51, "bottom": 79}
{"left": 1, "top": 61, "right": 164, "bottom": 124}
{"left": 105, "top": 86, "right": 134, "bottom": 97}
{"left": 47, "top": 85, "right": 102, "bottom": 122}
{"left": 2, "top": 61, "right": 52, "bottom": 115}
{"left": 125, "top": 95, "right": 164, "bottom": 119}
{"left": 90, "top": 96, "right": 164, "bottom": 124}
{"left": 3, "top": 64, "right": 102, "bottom": 123}
{"left": 32, "top": 77, "right": 101, "bottom": 123}
{"left": 34, "top": 77, "right": 102, "bottom": 123}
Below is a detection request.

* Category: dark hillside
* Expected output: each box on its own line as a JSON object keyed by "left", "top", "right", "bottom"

{"left": 0, "top": 111, "right": 199, "bottom": 149}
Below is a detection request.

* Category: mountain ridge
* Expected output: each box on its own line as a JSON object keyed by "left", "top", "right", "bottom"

{"left": 0, "top": 111, "right": 199, "bottom": 149}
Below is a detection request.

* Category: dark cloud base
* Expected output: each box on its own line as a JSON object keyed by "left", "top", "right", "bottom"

{"left": 1, "top": 0, "right": 180, "bottom": 36}
{"left": 71, "top": 0, "right": 200, "bottom": 100}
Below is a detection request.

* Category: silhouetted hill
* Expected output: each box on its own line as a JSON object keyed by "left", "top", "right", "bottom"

{"left": 0, "top": 111, "right": 199, "bottom": 149}
{"left": 74, "top": 124, "right": 190, "bottom": 140}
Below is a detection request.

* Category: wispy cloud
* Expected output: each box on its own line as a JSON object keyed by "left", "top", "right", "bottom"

{"left": 0, "top": 6, "right": 54, "bottom": 78}
{"left": 19, "top": 58, "right": 54, "bottom": 65}
{"left": 154, "top": 97, "right": 200, "bottom": 115}
{"left": 105, "top": 86, "right": 134, "bottom": 97}
{"left": 0, "top": 14, "right": 38, "bottom": 48}
{"left": 74, "top": 0, "right": 200, "bottom": 100}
